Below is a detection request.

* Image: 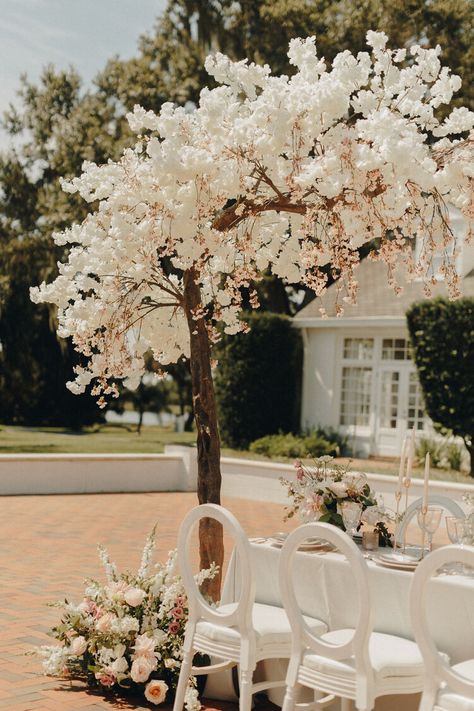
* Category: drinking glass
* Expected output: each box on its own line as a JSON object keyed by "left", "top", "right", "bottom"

{"left": 341, "top": 501, "right": 363, "bottom": 538}
{"left": 454, "top": 520, "right": 474, "bottom": 575}
{"left": 443, "top": 516, "right": 465, "bottom": 573}
{"left": 446, "top": 516, "right": 465, "bottom": 543}
{"left": 417, "top": 507, "right": 443, "bottom": 555}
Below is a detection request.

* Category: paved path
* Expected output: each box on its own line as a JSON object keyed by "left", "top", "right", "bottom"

{"left": 0, "top": 493, "right": 296, "bottom": 711}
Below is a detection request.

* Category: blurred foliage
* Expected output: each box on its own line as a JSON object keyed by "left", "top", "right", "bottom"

{"left": 249, "top": 431, "right": 340, "bottom": 459}
{"left": 1, "top": 0, "right": 472, "bottom": 425}
{"left": 215, "top": 312, "right": 302, "bottom": 448}
{"left": 407, "top": 298, "right": 474, "bottom": 476}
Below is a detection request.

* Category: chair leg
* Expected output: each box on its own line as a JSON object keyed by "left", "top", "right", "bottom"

{"left": 419, "top": 688, "right": 438, "bottom": 711}
{"left": 239, "top": 668, "right": 254, "bottom": 711}
{"left": 173, "top": 647, "right": 194, "bottom": 711}
{"left": 281, "top": 684, "right": 297, "bottom": 711}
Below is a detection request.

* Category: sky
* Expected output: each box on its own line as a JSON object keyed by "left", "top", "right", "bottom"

{"left": 0, "top": 0, "right": 167, "bottom": 145}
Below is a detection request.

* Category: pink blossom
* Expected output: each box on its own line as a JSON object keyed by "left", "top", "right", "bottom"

{"left": 168, "top": 621, "right": 180, "bottom": 635}
{"left": 171, "top": 606, "right": 184, "bottom": 619}
{"left": 95, "top": 670, "right": 116, "bottom": 687}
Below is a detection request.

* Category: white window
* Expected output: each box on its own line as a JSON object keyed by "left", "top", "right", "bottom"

{"left": 340, "top": 367, "right": 372, "bottom": 426}
{"left": 407, "top": 371, "right": 425, "bottom": 431}
{"left": 381, "top": 338, "right": 411, "bottom": 361}
{"left": 343, "top": 338, "right": 374, "bottom": 361}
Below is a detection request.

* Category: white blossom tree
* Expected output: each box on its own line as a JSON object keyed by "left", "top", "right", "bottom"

{"left": 32, "top": 32, "right": 473, "bottom": 598}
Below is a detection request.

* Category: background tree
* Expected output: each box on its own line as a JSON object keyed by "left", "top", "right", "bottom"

{"left": 215, "top": 313, "right": 302, "bottom": 449}
{"left": 0, "top": 68, "right": 135, "bottom": 426}
{"left": 407, "top": 298, "right": 474, "bottom": 476}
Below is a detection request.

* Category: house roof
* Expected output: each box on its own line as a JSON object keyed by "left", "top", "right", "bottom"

{"left": 294, "top": 259, "right": 474, "bottom": 322}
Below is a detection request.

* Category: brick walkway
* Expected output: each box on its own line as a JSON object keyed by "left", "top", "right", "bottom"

{"left": 0, "top": 493, "right": 297, "bottom": 711}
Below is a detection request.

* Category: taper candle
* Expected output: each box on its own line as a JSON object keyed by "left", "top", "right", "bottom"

{"left": 423, "top": 452, "right": 430, "bottom": 510}
{"left": 397, "top": 437, "right": 407, "bottom": 496}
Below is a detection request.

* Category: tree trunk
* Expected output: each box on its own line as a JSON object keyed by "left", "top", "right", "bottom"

{"left": 466, "top": 439, "right": 474, "bottom": 478}
{"left": 183, "top": 268, "right": 224, "bottom": 600}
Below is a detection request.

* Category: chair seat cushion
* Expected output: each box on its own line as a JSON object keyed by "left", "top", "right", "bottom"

{"left": 196, "top": 602, "right": 327, "bottom": 650}
{"left": 302, "top": 629, "right": 424, "bottom": 683}
{"left": 436, "top": 659, "right": 474, "bottom": 711}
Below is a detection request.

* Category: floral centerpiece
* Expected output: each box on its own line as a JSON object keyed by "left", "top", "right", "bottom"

{"left": 281, "top": 456, "right": 392, "bottom": 545}
{"left": 36, "top": 527, "right": 217, "bottom": 708}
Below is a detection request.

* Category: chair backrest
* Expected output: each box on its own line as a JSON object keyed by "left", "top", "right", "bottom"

{"left": 177, "top": 503, "right": 256, "bottom": 633}
{"left": 279, "top": 523, "right": 373, "bottom": 671}
{"left": 395, "top": 495, "right": 465, "bottom": 547}
{"left": 410, "top": 544, "right": 474, "bottom": 699}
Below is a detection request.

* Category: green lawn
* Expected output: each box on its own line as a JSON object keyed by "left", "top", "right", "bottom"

{"left": 0, "top": 424, "right": 472, "bottom": 484}
{"left": 0, "top": 424, "right": 196, "bottom": 454}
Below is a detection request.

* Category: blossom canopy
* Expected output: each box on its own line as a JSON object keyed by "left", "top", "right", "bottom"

{"left": 31, "top": 31, "right": 474, "bottom": 400}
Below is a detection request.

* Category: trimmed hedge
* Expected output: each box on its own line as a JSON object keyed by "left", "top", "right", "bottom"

{"left": 215, "top": 312, "right": 302, "bottom": 449}
{"left": 406, "top": 297, "right": 474, "bottom": 475}
{"left": 249, "top": 431, "right": 339, "bottom": 459}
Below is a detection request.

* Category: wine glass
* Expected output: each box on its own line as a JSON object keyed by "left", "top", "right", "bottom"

{"left": 446, "top": 516, "right": 465, "bottom": 543}
{"left": 454, "top": 520, "right": 474, "bottom": 575}
{"left": 444, "top": 516, "right": 465, "bottom": 574}
{"left": 417, "top": 507, "right": 443, "bottom": 556}
{"left": 341, "top": 501, "right": 363, "bottom": 538}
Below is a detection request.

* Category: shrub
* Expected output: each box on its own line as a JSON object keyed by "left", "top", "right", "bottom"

{"left": 215, "top": 312, "right": 302, "bottom": 449}
{"left": 415, "top": 436, "right": 445, "bottom": 469}
{"left": 445, "top": 441, "right": 465, "bottom": 471}
{"left": 249, "top": 431, "right": 338, "bottom": 459}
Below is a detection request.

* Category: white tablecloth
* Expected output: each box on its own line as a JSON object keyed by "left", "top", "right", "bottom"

{"left": 222, "top": 541, "right": 474, "bottom": 664}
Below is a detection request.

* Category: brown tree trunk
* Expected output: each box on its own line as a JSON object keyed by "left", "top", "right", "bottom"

{"left": 466, "top": 439, "right": 474, "bottom": 478}
{"left": 183, "top": 268, "right": 224, "bottom": 600}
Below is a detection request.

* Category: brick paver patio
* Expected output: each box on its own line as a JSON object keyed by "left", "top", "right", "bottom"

{"left": 0, "top": 492, "right": 298, "bottom": 711}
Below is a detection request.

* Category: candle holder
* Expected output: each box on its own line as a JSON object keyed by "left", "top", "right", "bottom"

{"left": 362, "top": 530, "right": 379, "bottom": 551}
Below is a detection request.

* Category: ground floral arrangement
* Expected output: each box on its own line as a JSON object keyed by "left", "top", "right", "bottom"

{"left": 37, "top": 528, "right": 217, "bottom": 708}
{"left": 281, "top": 456, "right": 392, "bottom": 545}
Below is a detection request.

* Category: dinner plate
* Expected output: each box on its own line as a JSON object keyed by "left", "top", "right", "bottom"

{"left": 373, "top": 554, "right": 419, "bottom": 571}
{"left": 379, "top": 551, "right": 421, "bottom": 565}
{"left": 267, "top": 533, "right": 330, "bottom": 550}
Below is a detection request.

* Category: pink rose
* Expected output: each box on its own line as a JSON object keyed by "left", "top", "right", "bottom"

{"left": 171, "top": 606, "right": 184, "bottom": 619}
{"left": 69, "top": 636, "right": 87, "bottom": 656}
{"left": 124, "top": 587, "right": 147, "bottom": 607}
{"left": 144, "top": 680, "right": 169, "bottom": 705}
{"left": 130, "top": 657, "right": 155, "bottom": 683}
{"left": 168, "top": 621, "right": 180, "bottom": 635}
{"left": 95, "top": 670, "right": 116, "bottom": 687}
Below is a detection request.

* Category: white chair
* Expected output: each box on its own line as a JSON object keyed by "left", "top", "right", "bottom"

{"left": 172, "top": 504, "right": 328, "bottom": 711}
{"left": 395, "top": 495, "right": 464, "bottom": 548}
{"left": 411, "top": 544, "right": 474, "bottom": 711}
{"left": 279, "top": 522, "right": 425, "bottom": 711}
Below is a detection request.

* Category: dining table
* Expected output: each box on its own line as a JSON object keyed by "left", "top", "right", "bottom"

{"left": 205, "top": 537, "right": 474, "bottom": 711}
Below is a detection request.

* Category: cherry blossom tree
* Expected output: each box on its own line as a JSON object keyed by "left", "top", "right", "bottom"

{"left": 32, "top": 32, "right": 473, "bottom": 597}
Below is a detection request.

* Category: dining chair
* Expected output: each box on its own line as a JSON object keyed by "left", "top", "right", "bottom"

{"left": 172, "top": 504, "right": 328, "bottom": 711}
{"left": 279, "top": 522, "right": 425, "bottom": 711}
{"left": 395, "top": 495, "right": 464, "bottom": 548}
{"left": 411, "top": 544, "right": 474, "bottom": 711}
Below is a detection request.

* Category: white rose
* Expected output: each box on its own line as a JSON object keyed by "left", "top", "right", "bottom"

{"left": 131, "top": 657, "right": 155, "bottom": 683}
{"left": 328, "top": 482, "right": 347, "bottom": 498}
{"left": 124, "top": 587, "right": 147, "bottom": 607}
{"left": 145, "top": 679, "right": 169, "bottom": 705}
{"left": 69, "top": 636, "right": 87, "bottom": 656}
{"left": 111, "top": 656, "right": 128, "bottom": 674}
{"left": 134, "top": 633, "right": 156, "bottom": 660}
{"left": 96, "top": 612, "right": 116, "bottom": 633}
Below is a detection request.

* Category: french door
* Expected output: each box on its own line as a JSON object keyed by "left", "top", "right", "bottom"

{"left": 374, "top": 366, "right": 425, "bottom": 456}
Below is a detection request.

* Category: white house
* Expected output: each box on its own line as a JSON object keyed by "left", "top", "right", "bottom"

{"left": 294, "top": 215, "right": 474, "bottom": 458}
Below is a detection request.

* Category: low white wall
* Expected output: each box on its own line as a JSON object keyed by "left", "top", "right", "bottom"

{"left": 0, "top": 451, "right": 195, "bottom": 495}
{"left": 1, "top": 446, "right": 473, "bottom": 509}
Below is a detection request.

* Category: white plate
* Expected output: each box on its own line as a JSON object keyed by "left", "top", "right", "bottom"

{"left": 373, "top": 555, "right": 419, "bottom": 571}
{"left": 268, "top": 535, "right": 329, "bottom": 550}
{"left": 379, "top": 551, "right": 421, "bottom": 565}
